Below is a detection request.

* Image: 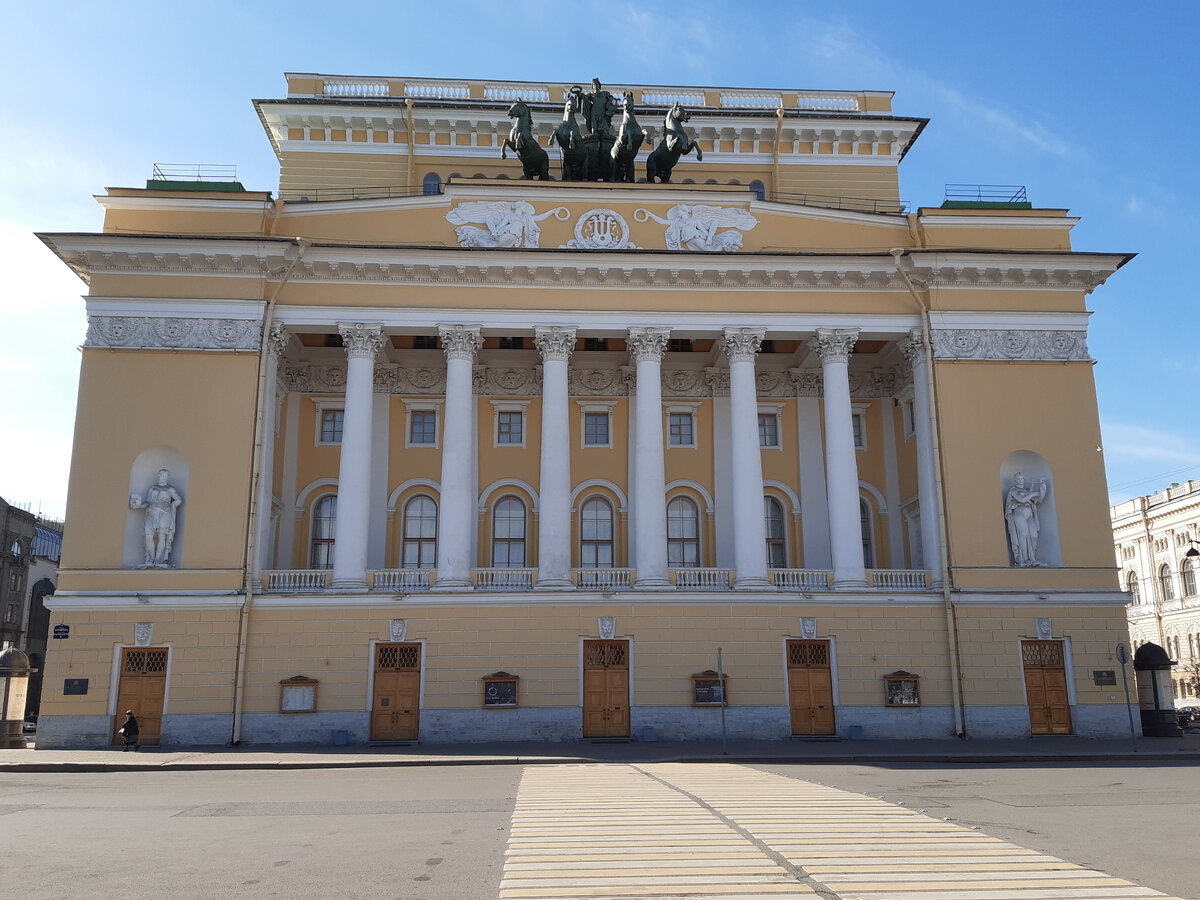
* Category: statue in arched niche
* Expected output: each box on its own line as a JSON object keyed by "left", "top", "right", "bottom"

{"left": 1004, "top": 471, "right": 1048, "bottom": 566}
{"left": 130, "top": 468, "right": 184, "bottom": 568}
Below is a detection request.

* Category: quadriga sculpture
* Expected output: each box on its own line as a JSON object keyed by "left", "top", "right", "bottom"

{"left": 646, "top": 102, "right": 702, "bottom": 183}
{"left": 501, "top": 99, "right": 549, "bottom": 180}
{"left": 610, "top": 91, "right": 645, "bottom": 184}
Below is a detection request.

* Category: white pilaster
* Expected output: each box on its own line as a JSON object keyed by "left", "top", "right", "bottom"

{"left": 628, "top": 327, "right": 671, "bottom": 589}
{"left": 812, "top": 328, "right": 867, "bottom": 589}
{"left": 534, "top": 326, "right": 576, "bottom": 589}
{"left": 880, "top": 398, "right": 905, "bottom": 568}
{"left": 435, "top": 324, "right": 483, "bottom": 589}
{"left": 707, "top": 369, "right": 735, "bottom": 569}
{"left": 253, "top": 324, "right": 289, "bottom": 589}
{"left": 331, "top": 323, "right": 385, "bottom": 591}
{"left": 368, "top": 391, "right": 390, "bottom": 570}
{"left": 724, "top": 328, "right": 770, "bottom": 589}
{"left": 278, "top": 389, "right": 301, "bottom": 569}
{"left": 902, "top": 330, "right": 944, "bottom": 587}
{"left": 794, "top": 396, "right": 831, "bottom": 569}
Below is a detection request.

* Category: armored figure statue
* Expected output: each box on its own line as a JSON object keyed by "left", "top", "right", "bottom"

{"left": 581, "top": 77, "right": 618, "bottom": 141}
{"left": 130, "top": 468, "right": 184, "bottom": 568}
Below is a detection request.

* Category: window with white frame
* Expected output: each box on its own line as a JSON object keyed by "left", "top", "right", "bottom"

{"left": 492, "top": 401, "right": 530, "bottom": 448}
{"left": 1184, "top": 558, "right": 1197, "bottom": 597}
{"left": 578, "top": 401, "right": 615, "bottom": 449}
{"left": 1160, "top": 564, "right": 1175, "bottom": 602}
{"left": 406, "top": 402, "right": 440, "bottom": 447}
{"left": 310, "top": 495, "right": 337, "bottom": 569}
{"left": 580, "top": 497, "right": 614, "bottom": 567}
{"left": 764, "top": 496, "right": 786, "bottom": 568}
{"left": 667, "top": 405, "right": 699, "bottom": 448}
{"left": 758, "top": 405, "right": 782, "bottom": 449}
{"left": 492, "top": 496, "right": 526, "bottom": 567}
{"left": 401, "top": 495, "right": 437, "bottom": 568}
{"left": 314, "top": 400, "right": 345, "bottom": 445}
{"left": 667, "top": 496, "right": 700, "bottom": 567}
{"left": 851, "top": 403, "right": 869, "bottom": 451}
{"left": 860, "top": 499, "right": 874, "bottom": 568}
{"left": 900, "top": 396, "right": 915, "bottom": 440}
{"left": 1127, "top": 571, "right": 1140, "bottom": 604}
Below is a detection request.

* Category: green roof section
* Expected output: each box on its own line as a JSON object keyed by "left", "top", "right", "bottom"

{"left": 144, "top": 179, "right": 247, "bottom": 192}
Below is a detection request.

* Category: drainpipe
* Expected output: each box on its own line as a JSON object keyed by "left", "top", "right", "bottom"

{"left": 406, "top": 98, "right": 415, "bottom": 194}
{"left": 772, "top": 106, "right": 784, "bottom": 200}
{"left": 890, "top": 247, "right": 966, "bottom": 737}
{"left": 231, "top": 236, "right": 310, "bottom": 745}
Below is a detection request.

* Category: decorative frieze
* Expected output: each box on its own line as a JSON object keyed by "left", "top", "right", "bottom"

{"left": 635, "top": 205, "right": 758, "bottom": 252}
{"left": 446, "top": 201, "right": 568, "bottom": 249}
{"left": 570, "top": 368, "right": 631, "bottom": 397}
{"left": 474, "top": 366, "right": 543, "bottom": 396}
{"left": 930, "top": 329, "right": 1091, "bottom": 361}
{"left": 560, "top": 209, "right": 639, "bottom": 250}
{"left": 85, "top": 316, "right": 260, "bottom": 350}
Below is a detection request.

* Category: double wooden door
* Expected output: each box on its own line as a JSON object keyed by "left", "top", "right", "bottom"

{"left": 1023, "top": 640, "right": 1073, "bottom": 734}
{"left": 371, "top": 643, "right": 421, "bottom": 741}
{"left": 583, "top": 640, "right": 629, "bottom": 738}
{"left": 787, "top": 640, "right": 835, "bottom": 735}
{"left": 112, "top": 648, "right": 168, "bottom": 746}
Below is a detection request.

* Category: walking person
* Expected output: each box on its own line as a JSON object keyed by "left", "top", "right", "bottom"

{"left": 119, "top": 710, "right": 139, "bottom": 751}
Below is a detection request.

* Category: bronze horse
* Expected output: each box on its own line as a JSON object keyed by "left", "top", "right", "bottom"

{"left": 550, "top": 87, "right": 586, "bottom": 181}
{"left": 646, "top": 102, "right": 702, "bottom": 183}
{"left": 610, "top": 91, "right": 645, "bottom": 183}
{"left": 502, "top": 99, "right": 549, "bottom": 180}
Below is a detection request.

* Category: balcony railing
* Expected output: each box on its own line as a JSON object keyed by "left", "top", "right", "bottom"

{"left": 673, "top": 568, "right": 733, "bottom": 590}
{"left": 371, "top": 569, "right": 433, "bottom": 592}
{"left": 265, "top": 570, "right": 329, "bottom": 593}
{"left": 869, "top": 569, "right": 929, "bottom": 591}
{"left": 770, "top": 569, "right": 831, "bottom": 591}
{"left": 576, "top": 568, "right": 634, "bottom": 590}
{"left": 474, "top": 568, "right": 536, "bottom": 590}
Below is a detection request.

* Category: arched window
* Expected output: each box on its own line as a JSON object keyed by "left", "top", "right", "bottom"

{"left": 1189, "top": 634, "right": 1196, "bottom": 659}
{"left": 401, "top": 495, "right": 437, "bottom": 568}
{"left": 310, "top": 495, "right": 337, "bottom": 569}
{"left": 860, "top": 499, "right": 874, "bottom": 568}
{"left": 580, "top": 497, "right": 614, "bottom": 568}
{"left": 422, "top": 172, "right": 442, "bottom": 195}
{"left": 667, "top": 496, "right": 700, "bottom": 568}
{"left": 492, "top": 497, "right": 526, "bottom": 567}
{"left": 749, "top": 180, "right": 766, "bottom": 201}
{"left": 1160, "top": 564, "right": 1175, "bottom": 602}
{"left": 1127, "top": 571, "right": 1140, "bottom": 604}
{"left": 764, "top": 497, "right": 786, "bottom": 568}
{"left": 1183, "top": 558, "right": 1197, "bottom": 596}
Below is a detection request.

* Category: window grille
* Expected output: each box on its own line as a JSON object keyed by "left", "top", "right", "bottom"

{"left": 1022, "top": 641, "right": 1064, "bottom": 667}
{"left": 123, "top": 648, "right": 168, "bottom": 674}
{"left": 788, "top": 641, "right": 829, "bottom": 667}
{"left": 585, "top": 641, "right": 627, "bottom": 667}
{"left": 376, "top": 643, "right": 421, "bottom": 670}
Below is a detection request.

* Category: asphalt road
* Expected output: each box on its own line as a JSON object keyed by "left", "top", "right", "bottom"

{"left": 757, "top": 759, "right": 1199, "bottom": 900}
{"left": 1, "top": 761, "right": 1194, "bottom": 899}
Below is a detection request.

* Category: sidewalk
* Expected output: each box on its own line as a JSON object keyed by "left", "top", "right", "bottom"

{"left": 5, "top": 732, "right": 1200, "bottom": 772}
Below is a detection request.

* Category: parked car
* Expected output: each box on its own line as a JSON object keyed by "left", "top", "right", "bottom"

{"left": 22, "top": 716, "right": 37, "bottom": 734}
{"left": 1176, "top": 706, "right": 1200, "bottom": 729}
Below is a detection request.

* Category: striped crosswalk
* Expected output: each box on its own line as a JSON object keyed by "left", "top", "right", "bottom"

{"left": 500, "top": 763, "right": 1182, "bottom": 900}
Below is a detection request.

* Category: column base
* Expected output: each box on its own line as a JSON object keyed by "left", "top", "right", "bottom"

{"left": 534, "top": 578, "right": 573, "bottom": 591}
{"left": 633, "top": 576, "right": 673, "bottom": 591}
{"left": 733, "top": 576, "right": 771, "bottom": 591}
{"left": 329, "top": 578, "right": 368, "bottom": 593}
{"left": 431, "top": 578, "right": 473, "bottom": 592}
{"left": 832, "top": 578, "right": 870, "bottom": 590}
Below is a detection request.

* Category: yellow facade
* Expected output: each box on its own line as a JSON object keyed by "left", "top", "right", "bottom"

{"left": 35, "top": 73, "right": 1133, "bottom": 747}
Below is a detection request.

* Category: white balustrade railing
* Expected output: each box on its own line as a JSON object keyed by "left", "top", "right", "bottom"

{"left": 870, "top": 569, "right": 929, "bottom": 590}
{"left": 484, "top": 83, "right": 550, "bottom": 103}
{"left": 370, "top": 569, "right": 433, "bottom": 592}
{"left": 795, "top": 92, "right": 860, "bottom": 111}
{"left": 266, "top": 570, "right": 328, "bottom": 593}
{"left": 575, "top": 568, "right": 634, "bottom": 590}
{"left": 404, "top": 80, "right": 471, "bottom": 100}
{"left": 641, "top": 89, "right": 706, "bottom": 107}
{"left": 771, "top": 569, "right": 830, "bottom": 591}
{"left": 674, "top": 568, "right": 733, "bottom": 590}
{"left": 721, "top": 91, "right": 783, "bottom": 109}
{"left": 323, "top": 79, "right": 390, "bottom": 98}
{"left": 474, "top": 568, "right": 536, "bottom": 591}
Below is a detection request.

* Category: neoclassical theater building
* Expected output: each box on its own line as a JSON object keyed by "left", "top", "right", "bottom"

{"left": 36, "top": 72, "right": 1133, "bottom": 747}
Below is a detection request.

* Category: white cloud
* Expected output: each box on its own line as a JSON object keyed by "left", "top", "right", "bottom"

{"left": 1102, "top": 422, "right": 1200, "bottom": 465}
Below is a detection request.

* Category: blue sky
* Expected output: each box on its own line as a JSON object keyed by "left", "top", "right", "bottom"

{"left": 2, "top": 0, "right": 1196, "bottom": 519}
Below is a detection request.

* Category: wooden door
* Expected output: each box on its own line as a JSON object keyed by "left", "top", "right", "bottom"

{"left": 787, "top": 640, "right": 835, "bottom": 735}
{"left": 112, "top": 648, "right": 168, "bottom": 745}
{"left": 583, "top": 640, "right": 629, "bottom": 738}
{"left": 1023, "top": 640, "right": 1073, "bottom": 734}
{"left": 371, "top": 643, "right": 421, "bottom": 741}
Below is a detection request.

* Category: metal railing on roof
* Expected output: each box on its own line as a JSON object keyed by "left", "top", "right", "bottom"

{"left": 151, "top": 163, "right": 239, "bottom": 183}
{"left": 944, "top": 183, "right": 1028, "bottom": 204}
{"left": 770, "top": 191, "right": 908, "bottom": 215}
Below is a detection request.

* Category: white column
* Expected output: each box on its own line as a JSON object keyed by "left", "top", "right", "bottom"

{"left": 880, "top": 397, "right": 905, "bottom": 568}
{"left": 252, "top": 324, "right": 289, "bottom": 589}
{"left": 534, "top": 326, "right": 576, "bottom": 589}
{"left": 723, "top": 327, "right": 770, "bottom": 589}
{"left": 902, "top": 330, "right": 943, "bottom": 587}
{"left": 628, "top": 327, "right": 671, "bottom": 589}
{"left": 435, "top": 324, "right": 483, "bottom": 589}
{"left": 706, "top": 368, "right": 735, "bottom": 569}
{"left": 812, "top": 328, "right": 867, "bottom": 589}
{"left": 330, "top": 323, "right": 385, "bottom": 591}
{"left": 793, "top": 392, "right": 831, "bottom": 569}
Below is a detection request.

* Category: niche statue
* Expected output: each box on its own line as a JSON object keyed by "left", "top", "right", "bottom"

{"left": 130, "top": 468, "right": 184, "bottom": 568}
{"left": 1004, "top": 472, "right": 1048, "bottom": 567}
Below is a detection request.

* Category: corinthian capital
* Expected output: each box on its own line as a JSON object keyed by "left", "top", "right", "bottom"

{"left": 438, "top": 324, "right": 483, "bottom": 361}
{"left": 810, "top": 328, "right": 858, "bottom": 365}
{"left": 627, "top": 327, "right": 670, "bottom": 364}
{"left": 337, "top": 323, "right": 385, "bottom": 360}
{"left": 900, "top": 329, "right": 929, "bottom": 366}
{"left": 534, "top": 326, "right": 577, "bottom": 362}
{"left": 722, "top": 327, "right": 766, "bottom": 362}
{"left": 266, "top": 323, "right": 291, "bottom": 360}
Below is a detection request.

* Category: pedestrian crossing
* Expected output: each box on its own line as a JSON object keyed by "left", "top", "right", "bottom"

{"left": 500, "top": 763, "right": 1182, "bottom": 900}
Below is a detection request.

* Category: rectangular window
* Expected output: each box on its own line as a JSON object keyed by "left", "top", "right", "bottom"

{"left": 483, "top": 674, "right": 519, "bottom": 708}
{"left": 668, "top": 338, "right": 693, "bottom": 353}
{"left": 851, "top": 409, "right": 867, "bottom": 450}
{"left": 410, "top": 410, "right": 437, "bottom": 445}
{"left": 669, "top": 413, "right": 694, "bottom": 447}
{"left": 498, "top": 336, "right": 525, "bottom": 350}
{"left": 412, "top": 335, "right": 438, "bottom": 350}
{"left": 319, "top": 409, "right": 344, "bottom": 444}
{"left": 497, "top": 411, "right": 523, "bottom": 445}
{"left": 902, "top": 398, "right": 915, "bottom": 439}
{"left": 758, "top": 413, "right": 779, "bottom": 448}
{"left": 583, "top": 338, "right": 609, "bottom": 352}
{"left": 584, "top": 412, "right": 610, "bottom": 447}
